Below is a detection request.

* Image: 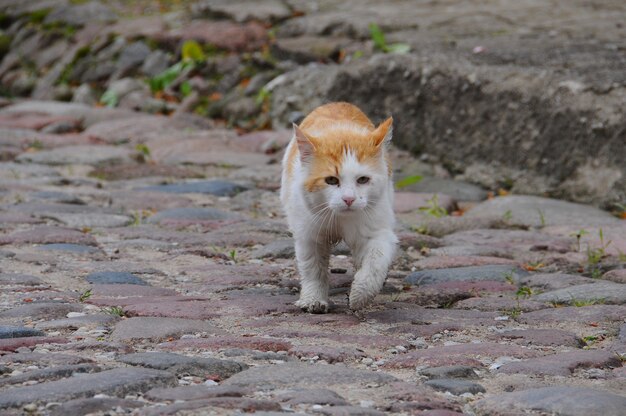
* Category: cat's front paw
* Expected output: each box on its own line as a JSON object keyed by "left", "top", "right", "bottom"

{"left": 295, "top": 298, "right": 329, "bottom": 314}
{"left": 348, "top": 291, "right": 374, "bottom": 311}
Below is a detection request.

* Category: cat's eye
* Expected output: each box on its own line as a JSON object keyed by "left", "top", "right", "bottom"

{"left": 357, "top": 176, "right": 370, "bottom": 184}
{"left": 325, "top": 176, "right": 340, "bottom": 186}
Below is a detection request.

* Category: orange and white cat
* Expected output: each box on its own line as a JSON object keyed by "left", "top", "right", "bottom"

{"left": 280, "top": 102, "right": 397, "bottom": 313}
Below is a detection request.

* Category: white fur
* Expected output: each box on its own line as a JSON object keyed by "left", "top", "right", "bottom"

{"left": 280, "top": 135, "right": 397, "bottom": 313}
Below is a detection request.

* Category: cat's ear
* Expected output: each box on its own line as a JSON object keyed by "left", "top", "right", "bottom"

{"left": 293, "top": 123, "right": 316, "bottom": 163}
{"left": 372, "top": 117, "right": 393, "bottom": 148}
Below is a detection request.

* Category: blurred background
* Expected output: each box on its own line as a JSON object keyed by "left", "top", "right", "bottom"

{"left": 0, "top": 0, "right": 624, "bottom": 212}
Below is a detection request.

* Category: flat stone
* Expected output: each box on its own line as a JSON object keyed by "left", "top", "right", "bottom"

{"left": 420, "top": 365, "right": 479, "bottom": 380}
{"left": 497, "top": 350, "right": 622, "bottom": 376}
{"left": 250, "top": 239, "right": 295, "bottom": 259}
{"left": 91, "top": 163, "right": 202, "bottom": 181}
{"left": 602, "top": 269, "right": 626, "bottom": 284}
{"left": 36, "top": 243, "right": 103, "bottom": 255}
{"left": 0, "top": 336, "right": 69, "bottom": 352}
{"left": 465, "top": 195, "right": 620, "bottom": 227}
{"left": 144, "top": 385, "right": 249, "bottom": 401}
{"left": 0, "top": 302, "right": 83, "bottom": 320}
{"left": 161, "top": 336, "right": 292, "bottom": 352}
{"left": 118, "top": 352, "right": 248, "bottom": 379}
{"left": 0, "top": 226, "right": 97, "bottom": 246}
{"left": 139, "top": 397, "right": 282, "bottom": 415}
{"left": 0, "top": 367, "right": 176, "bottom": 409}
{"left": 490, "top": 329, "right": 584, "bottom": 348}
{"left": 534, "top": 282, "right": 626, "bottom": 305}
{"left": 441, "top": 229, "right": 572, "bottom": 253}
{"left": 405, "top": 265, "right": 529, "bottom": 286}
{"left": 0, "top": 364, "right": 100, "bottom": 388}
{"left": 288, "top": 346, "right": 366, "bottom": 363}
{"left": 473, "top": 386, "right": 626, "bottom": 416}
{"left": 147, "top": 207, "right": 242, "bottom": 224}
{"left": 519, "top": 305, "right": 626, "bottom": 324}
{"left": 385, "top": 343, "right": 540, "bottom": 368}
{"left": 121, "top": 300, "right": 220, "bottom": 320}
{"left": 193, "top": 0, "right": 291, "bottom": 23}
{"left": 140, "top": 180, "right": 248, "bottom": 197}
{"left": 0, "top": 273, "right": 50, "bottom": 287}
{"left": 425, "top": 379, "right": 486, "bottom": 395}
{"left": 91, "top": 284, "right": 176, "bottom": 298}
{"left": 85, "top": 271, "right": 147, "bottom": 286}
{"left": 276, "top": 388, "right": 349, "bottom": 406}
{"left": 0, "top": 326, "right": 44, "bottom": 339}
{"left": 43, "top": 213, "right": 132, "bottom": 228}
{"left": 0, "top": 352, "right": 93, "bottom": 366}
{"left": 394, "top": 192, "right": 456, "bottom": 214}
{"left": 316, "top": 406, "right": 387, "bottom": 416}
{"left": 44, "top": 1, "right": 117, "bottom": 26}
{"left": 518, "top": 273, "right": 597, "bottom": 291}
{"left": 167, "top": 20, "right": 268, "bottom": 52}
{"left": 400, "top": 177, "right": 488, "bottom": 202}
{"left": 414, "top": 256, "right": 518, "bottom": 270}
{"left": 50, "top": 398, "right": 143, "bottom": 416}
{"left": 369, "top": 305, "right": 500, "bottom": 326}
{"left": 429, "top": 245, "right": 512, "bottom": 258}
{"left": 454, "top": 297, "right": 547, "bottom": 312}
{"left": 36, "top": 314, "right": 119, "bottom": 330}
{"left": 223, "top": 362, "right": 397, "bottom": 389}
{"left": 111, "top": 317, "right": 225, "bottom": 341}
{"left": 15, "top": 145, "right": 136, "bottom": 166}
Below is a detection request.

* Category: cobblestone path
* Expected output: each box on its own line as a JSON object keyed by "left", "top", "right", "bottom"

{"left": 0, "top": 100, "right": 624, "bottom": 415}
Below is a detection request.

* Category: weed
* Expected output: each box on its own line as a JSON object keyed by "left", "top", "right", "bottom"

{"left": 104, "top": 306, "right": 125, "bottom": 317}
{"left": 135, "top": 143, "right": 152, "bottom": 163}
{"left": 537, "top": 209, "right": 546, "bottom": 227}
{"left": 395, "top": 175, "right": 423, "bottom": 190}
{"left": 79, "top": 288, "right": 92, "bottom": 302}
{"left": 572, "top": 298, "right": 605, "bottom": 307}
{"left": 502, "top": 210, "right": 513, "bottom": 222}
{"left": 570, "top": 229, "right": 589, "bottom": 252}
{"left": 419, "top": 194, "right": 448, "bottom": 218}
{"left": 181, "top": 40, "right": 205, "bottom": 62}
{"left": 505, "top": 307, "right": 521, "bottom": 319}
{"left": 228, "top": 249, "right": 237, "bottom": 262}
{"left": 369, "top": 23, "right": 411, "bottom": 54}
{"left": 100, "top": 90, "right": 118, "bottom": 108}
{"left": 516, "top": 286, "right": 533, "bottom": 299}
{"left": 582, "top": 335, "right": 598, "bottom": 345}
{"left": 503, "top": 270, "right": 515, "bottom": 285}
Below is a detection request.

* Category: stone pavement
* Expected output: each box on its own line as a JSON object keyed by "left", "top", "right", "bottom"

{"left": 0, "top": 1, "right": 625, "bottom": 415}
{"left": 0, "top": 100, "right": 624, "bottom": 415}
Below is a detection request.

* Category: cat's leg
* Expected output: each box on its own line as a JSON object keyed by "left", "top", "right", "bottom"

{"left": 293, "top": 237, "right": 331, "bottom": 314}
{"left": 349, "top": 230, "right": 397, "bottom": 310}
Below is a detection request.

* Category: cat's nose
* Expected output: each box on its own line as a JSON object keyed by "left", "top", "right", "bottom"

{"left": 342, "top": 196, "right": 355, "bottom": 207}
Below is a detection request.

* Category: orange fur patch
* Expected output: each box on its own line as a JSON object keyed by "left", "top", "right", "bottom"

{"left": 287, "top": 102, "right": 392, "bottom": 192}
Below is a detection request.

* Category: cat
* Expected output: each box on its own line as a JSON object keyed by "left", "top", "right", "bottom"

{"left": 280, "top": 102, "right": 397, "bottom": 313}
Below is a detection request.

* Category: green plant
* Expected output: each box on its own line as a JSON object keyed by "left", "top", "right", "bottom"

{"left": 79, "top": 288, "right": 92, "bottom": 302}
{"left": 100, "top": 90, "right": 118, "bottom": 108}
{"left": 516, "top": 286, "right": 533, "bottom": 299}
{"left": 369, "top": 23, "right": 411, "bottom": 54}
{"left": 586, "top": 228, "right": 611, "bottom": 278}
{"left": 104, "top": 306, "right": 125, "bottom": 317}
{"left": 395, "top": 175, "right": 423, "bottom": 189}
{"left": 149, "top": 60, "right": 193, "bottom": 93}
{"left": 135, "top": 143, "right": 152, "bottom": 162}
{"left": 180, "top": 80, "right": 192, "bottom": 97}
{"left": 502, "top": 210, "right": 513, "bottom": 222}
{"left": 228, "top": 249, "right": 237, "bottom": 262}
{"left": 537, "top": 209, "right": 546, "bottom": 227}
{"left": 572, "top": 298, "right": 605, "bottom": 307}
{"left": 181, "top": 40, "right": 205, "bottom": 62}
{"left": 419, "top": 194, "right": 448, "bottom": 218}
{"left": 256, "top": 87, "right": 271, "bottom": 105}
{"left": 570, "top": 229, "right": 589, "bottom": 252}
{"left": 503, "top": 270, "right": 515, "bottom": 285}
{"left": 505, "top": 307, "right": 521, "bottom": 319}
{"left": 582, "top": 335, "right": 598, "bottom": 345}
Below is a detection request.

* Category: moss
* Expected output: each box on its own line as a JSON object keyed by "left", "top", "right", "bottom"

{"left": 0, "top": 33, "right": 12, "bottom": 58}
{"left": 28, "top": 9, "right": 50, "bottom": 24}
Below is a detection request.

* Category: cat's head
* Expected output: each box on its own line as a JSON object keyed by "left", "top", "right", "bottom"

{"left": 294, "top": 117, "right": 393, "bottom": 214}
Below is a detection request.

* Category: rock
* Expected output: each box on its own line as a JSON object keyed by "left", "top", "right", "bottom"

{"left": 490, "top": 329, "right": 584, "bottom": 348}
{"left": 316, "top": 407, "right": 387, "bottom": 416}
{"left": 275, "top": 388, "right": 349, "bottom": 406}
{"left": 223, "top": 362, "right": 397, "bottom": 388}
{"left": 111, "top": 317, "right": 224, "bottom": 341}
{"left": 394, "top": 192, "right": 456, "bottom": 214}
{"left": 0, "top": 302, "right": 83, "bottom": 320}
{"left": 147, "top": 207, "right": 242, "bottom": 224}
{"left": 405, "top": 265, "right": 529, "bottom": 286}
{"left": 398, "top": 177, "right": 488, "bottom": 202}
{"left": 288, "top": 346, "right": 366, "bottom": 363}
{"left": 160, "top": 336, "right": 292, "bottom": 352}
{"left": 16, "top": 145, "right": 136, "bottom": 166}
{"left": 0, "top": 226, "right": 97, "bottom": 246}
{"left": 414, "top": 255, "right": 518, "bottom": 270}
{"left": 167, "top": 20, "right": 267, "bottom": 52}
{"left": 106, "top": 77, "right": 149, "bottom": 101}
{"left": 473, "top": 386, "right": 626, "bottom": 416}
{"left": 519, "top": 305, "right": 626, "bottom": 324}
{"left": 72, "top": 84, "right": 98, "bottom": 105}
{"left": 141, "top": 50, "right": 171, "bottom": 77}
{"left": 0, "top": 364, "right": 100, "bottom": 388}
{"left": 0, "top": 368, "right": 176, "bottom": 408}
{"left": 85, "top": 272, "right": 147, "bottom": 285}
{"left": 115, "top": 42, "right": 151, "bottom": 77}
{"left": 36, "top": 244, "right": 102, "bottom": 255}
{"left": 36, "top": 314, "right": 119, "bottom": 330}
{"left": 118, "top": 352, "right": 248, "bottom": 379}
{"left": 602, "top": 269, "right": 626, "bottom": 284}
{"left": 465, "top": 195, "right": 620, "bottom": 227}
{"left": 454, "top": 297, "right": 547, "bottom": 312}
{"left": 0, "top": 326, "right": 45, "bottom": 339}
{"left": 50, "top": 397, "right": 143, "bottom": 416}
{"left": 145, "top": 385, "right": 249, "bottom": 401}
{"left": 43, "top": 213, "right": 132, "bottom": 228}
{"left": 271, "top": 36, "right": 351, "bottom": 64}
{"left": 140, "top": 180, "right": 248, "bottom": 197}
{"left": 44, "top": 2, "right": 117, "bottom": 26}
{"left": 533, "top": 281, "right": 626, "bottom": 305}
{"left": 424, "top": 379, "right": 486, "bottom": 395}
{"left": 419, "top": 365, "right": 478, "bottom": 380}
{"left": 0, "top": 353, "right": 93, "bottom": 366}
{"left": 518, "top": 273, "right": 596, "bottom": 291}
{"left": 0, "top": 336, "right": 69, "bottom": 351}
{"left": 250, "top": 239, "right": 295, "bottom": 259}
{"left": 496, "top": 350, "right": 622, "bottom": 376}
{"left": 192, "top": 0, "right": 292, "bottom": 23}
